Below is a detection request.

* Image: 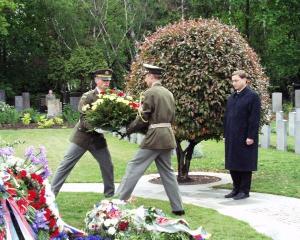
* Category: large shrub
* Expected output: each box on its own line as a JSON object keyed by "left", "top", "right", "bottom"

{"left": 127, "top": 19, "right": 270, "bottom": 180}
{"left": 0, "top": 101, "right": 20, "bottom": 125}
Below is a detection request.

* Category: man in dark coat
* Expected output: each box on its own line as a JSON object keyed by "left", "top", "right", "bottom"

{"left": 116, "top": 63, "right": 184, "bottom": 215}
{"left": 224, "top": 70, "right": 261, "bottom": 200}
{"left": 51, "top": 69, "right": 115, "bottom": 198}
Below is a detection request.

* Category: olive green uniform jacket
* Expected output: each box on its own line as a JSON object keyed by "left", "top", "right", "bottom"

{"left": 70, "top": 89, "right": 107, "bottom": 149}
{"left": 127, "top": 82, "right": 176, "bottom": 149}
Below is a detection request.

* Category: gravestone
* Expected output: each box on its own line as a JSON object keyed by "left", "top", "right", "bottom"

{"left": 272, "top": 92, "right": 282, "bottom": 112}
{"left": 181, "top": 141, "right": 203, "bottom": 158}
{"left": 22, "top": 92, "right": 30, "bottom": 109}
{"left": 288, "top": 112, "right": 296, "bottom": 136}
{"left": 0, "top": 90, "right": 5, "bottom": 103}
{"left": 295, "top": 90, "right": 300, "bottom": 108}
{"left": 136, "top": 133, "right": 145, "bottom": 145}
{"left": 15, "top": 96, "right": 23, "bottom": 111}
{"left": 260, "top": 125, "right": 270, "bottom": 149}
{"left": 296, "top": 108, "right": 300, "bottom": 121}
{"left": 70, "top": 97, "right": 80, "bottom": 111}
{"left": 295, "top": 120, "right": 300, "bottom": 155}
{"left": 276, "top": 119, "right": 287, "bottom": 151}
{"left": 129, "top": 133, "right": 137, "bottom": 144}
{"left": 47, "top": 99, "right": 61, "bottom": 118}
{"left": 276, "top": 111, "right": 284, "bottom": 131}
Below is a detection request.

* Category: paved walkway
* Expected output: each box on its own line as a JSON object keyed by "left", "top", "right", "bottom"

{"left": 60, "top": 172, "right": 300, "bottom": 240}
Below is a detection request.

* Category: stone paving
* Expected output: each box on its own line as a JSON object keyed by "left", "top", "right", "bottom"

{"left": 60, "top": 172, "right": 300, "bottom": 240}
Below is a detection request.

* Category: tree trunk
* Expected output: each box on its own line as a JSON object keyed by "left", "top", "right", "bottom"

{"left": 245, "top": 0, "right": 250, "bottom": 40}
{"left": 176, "top": 139, "right": 199, "bottom": 182}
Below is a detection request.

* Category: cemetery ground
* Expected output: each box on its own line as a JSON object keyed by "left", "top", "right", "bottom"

{"left": 1, "top": 128, "right": 299, "bottom": 239}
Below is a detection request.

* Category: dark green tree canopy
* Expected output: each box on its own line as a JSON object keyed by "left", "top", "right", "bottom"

{"left": 127, "top": 18, "right": 270, "bottom": 142}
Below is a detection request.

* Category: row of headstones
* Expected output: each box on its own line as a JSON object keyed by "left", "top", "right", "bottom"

{"left": 0, "top": 90, "right": 81, "bottom": 118}
{"left": 261, "top": 91, "right": 300, "bottom": 154}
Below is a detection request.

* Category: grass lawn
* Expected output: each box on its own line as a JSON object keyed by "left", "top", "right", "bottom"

{"left": 56, "top": 192, "right": 270, "bottom": 240}
{"left": 0, "top": 128, "right": 299, "bottom": 197}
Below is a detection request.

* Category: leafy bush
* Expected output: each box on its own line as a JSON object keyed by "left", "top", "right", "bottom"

{"left": 62, "top": 104, "right": 80, "bottom": 125}
{"left": 0, "top": 101, "right": 20, "bottom": 125}
{"left": 22, "top": 108, "right": 42, "bottom": 123}
{"left": 127, "top": 18, "right": 270, "bottom": 141}
{"left": 21, "top": 113, "right": 31, "bottom": 125}
{"left": 37, "top": 115, "right": 64, "bottom": 128}
{"left": 127, "top": 18, "right": 271, "bottom": 179}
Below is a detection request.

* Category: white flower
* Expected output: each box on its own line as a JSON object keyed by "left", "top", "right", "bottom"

{"left": 82, "top": 104, "right": 90, "bottom": 112}
{"left": 107, "top": 226, "right": 116, "bottom": 235}
{"left": 111, "top": 218, "right": 119, "bottom": 226}
{"left": 104, "top": 219, "right": 111, "bottom": 227}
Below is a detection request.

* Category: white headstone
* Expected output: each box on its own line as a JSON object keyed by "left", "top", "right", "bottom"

{"left": 136, "top": 133, "right": 145, "bottom": 145}
{"left": 129, "top": 133, "right": 137, "bottom": 144}
{"left": 22, "top": 92, "right": 30, "bottom": 109}
{"left": 181, "top": 141, "right": 203, "bottom": 158}
{"left": 296, "top": 108, "right": 300, "bottom": 121}
{"left": 260, "top": 125, "right": 271, "bottom": 149}
{"left": 15, "top": 96, "right": 23, "bottom": 111}
{"left": 276, "top": 119, "right": 287, "bottom": 151}
{"left": 0, "top": 90, "right": 5, "bottom": 103}
{"left": 47, "top": 99, "right": 61, "bottom": 118}
{"left": 272, "top": 92, "right": 282, "bottom": 112}
{"left": 295, "top": 90, "right": 300, "bottom": 108}
{"left": 295, "top": 120, "right": 300, "bottom": 155}
{"left": 288, "top": 112, "right": 296, "bottom": 136}
{"left": 276, "top": 111, "right": 284, "bottom": 131}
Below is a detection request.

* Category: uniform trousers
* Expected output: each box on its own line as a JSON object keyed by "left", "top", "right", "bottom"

{"left": 51, "top": 143, "right": 114, "bottom": 197}
{"left": 116, "top": 148, "right": 183, "bottom": 211}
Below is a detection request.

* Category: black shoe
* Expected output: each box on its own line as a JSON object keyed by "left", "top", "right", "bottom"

{"left": 224, "top": 190, "right": 238, "bottom": 198}
{"left": 233, "top": 192, "right": 249, "bottom": 200}
{"left": 104, "top": 193, "right": 114, "bottom": 198}
{"left": 172, "top": 210, "right": 185, "bottom": 216}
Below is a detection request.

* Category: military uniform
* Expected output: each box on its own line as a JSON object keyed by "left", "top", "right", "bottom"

{"left": 116, "top": 64, "right": 183, "bottom": 213}
{"left": 51, "top": 70, "right": 114, "bottom": 198}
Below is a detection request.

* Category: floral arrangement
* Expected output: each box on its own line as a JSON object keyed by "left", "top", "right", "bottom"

{"left": 82, "top": 89, "right": 140, "bottom": 132}
{"left": 84, "top": 199, "right": 210, "bottom": 240}
{"left": 0, "top": 145, "right": 84, "bottom": 240}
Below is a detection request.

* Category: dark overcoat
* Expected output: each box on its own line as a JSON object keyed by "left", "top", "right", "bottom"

{"left": 70, "top": 88, "right": 107, "bottom": 149}
{"left": 224, "top": 86, "right": 261, "bottom": 171}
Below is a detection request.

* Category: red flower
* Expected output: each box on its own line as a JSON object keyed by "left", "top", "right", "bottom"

{"left": 44, "top": 208, "right": 52, "bottom": 220}
{"left": 49, "top": 218, "right": 57, "bottom": 228}
{"left": 27, "top": 190, "right": 37, "bottom": 201}
{"left": 118, "top": 92, "right": 125, "bottom": 97}
{"left": 118, "top": 221, "right": 129, "bottom": 231}
{"left": 30, "top": 173, "right": 43, "bottom": 184}
{"left": 16, "top": 198, "right": 29, "bottom": 215}
{"left": 50, "top": 227, "right": 59, "bottom": 238}
{"left": 17, "top": 170, "right": 27, "bottom": 179}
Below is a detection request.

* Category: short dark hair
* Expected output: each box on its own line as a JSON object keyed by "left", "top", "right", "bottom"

{"left": 232, "top": 70, "right": 248, "bottom": 79}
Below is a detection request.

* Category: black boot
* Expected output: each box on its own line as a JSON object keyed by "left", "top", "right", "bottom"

{"left": 224, "top": 190, "right": 238, "bottom": 198}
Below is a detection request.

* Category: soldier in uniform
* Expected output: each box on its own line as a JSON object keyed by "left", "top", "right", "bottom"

{"left": 51, "top": 69, "right": 115, "bottom": 198}
{"left": 116, "top": 63, "right": 185, "bottom": 215}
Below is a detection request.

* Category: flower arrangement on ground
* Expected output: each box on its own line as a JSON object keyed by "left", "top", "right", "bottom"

{"left": 0, "top": 145, "right": 84, "bottom": 240}
{"left": 85, "top": 199, "right": 210, "bottom": 240}
{"left": 82, "top": 89, "right": 140, "bottom": 132}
